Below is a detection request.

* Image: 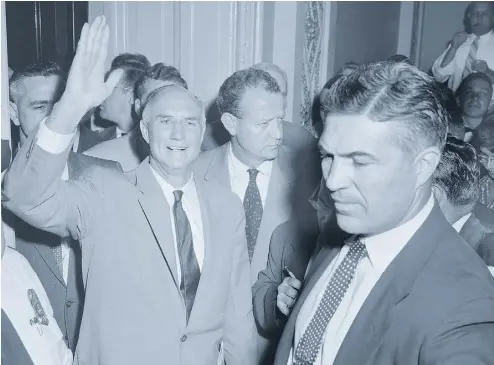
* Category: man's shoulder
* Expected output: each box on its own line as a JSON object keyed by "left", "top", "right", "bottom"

{"left": 69, "top": 152, "right": 123, "bottom": 175}
{"left": 196, "top": 178, "right": 243, "bottom": 219}
{"left": 84, "top": 135, "right": 130, "bottom": 159}
{"left": 281, "top": 121, "right": 316, "bottom": 151}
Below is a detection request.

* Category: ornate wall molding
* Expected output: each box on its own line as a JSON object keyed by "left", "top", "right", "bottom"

{"left": 234, "top": 1, "right": 263, "bottom": 70}
{"left": 299, "top": 1, "right": 325, "bottom": 134}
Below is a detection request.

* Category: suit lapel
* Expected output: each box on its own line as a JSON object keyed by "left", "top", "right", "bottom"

{"left": 135, "top": 160, "right": 180, "bottom": 288}
{"left": 33, "top": 240, "right": 65, "bottom": 286}
{"left": 202, "top": 143, "right": 231, "bottom": 189}
{"left": 333, "top": 204, "right": 449, "bottom": 365}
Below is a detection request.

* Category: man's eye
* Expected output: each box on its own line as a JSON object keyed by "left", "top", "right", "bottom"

{"left": 34, "top": 105, "right": 46, "bottom": 111}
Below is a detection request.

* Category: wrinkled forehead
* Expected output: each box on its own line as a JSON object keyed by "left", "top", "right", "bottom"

{"left": 145, "top": 87, "right": 203, "bottom": 120}
{"left": 17, "top": 75, "right": 62, "bottom": 102}
{"left": 465, "top": 78, "right": 494, "bottom": 93}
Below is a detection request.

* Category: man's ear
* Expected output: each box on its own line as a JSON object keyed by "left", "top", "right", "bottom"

{"left": 9, "top": 101, "right": 19, "bottom": 126}
{"left": 431, "top": 183, "right": 441, "bottom": 200}
{"left": 414, "top": 146, "right": 442, "bottom": 188}
{"left": 220, "top": 113, "right": 237, "bottom": 136}
{"left": 140, "top": 120, "right": 150, "bottom": 144}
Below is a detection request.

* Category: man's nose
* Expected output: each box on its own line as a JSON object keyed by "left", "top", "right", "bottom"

{"left": 170, "top": 121, "right": 185, "bottom": 140}
{"left": 325, "top": 159, "right": 350, "bottom": 192}
{"left": 269, "top": 119, "right": 283, "bottom": 140}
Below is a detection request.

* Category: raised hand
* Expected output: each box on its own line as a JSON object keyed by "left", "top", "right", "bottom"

{"left": 64, "top": 16, "right": 123, "bottom": 112}
{"left": 451, "top": 32, "right": 468, "bottom": 49}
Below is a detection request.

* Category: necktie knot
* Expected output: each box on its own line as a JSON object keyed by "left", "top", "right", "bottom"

{"left": 247, "top": 168, "right": 259, "bottom": 181}
{"left": 173, "top": 190, "right": 184, "bottom": 203}
{"left": 349, "top": 238, "right": 367, "bottom": 260}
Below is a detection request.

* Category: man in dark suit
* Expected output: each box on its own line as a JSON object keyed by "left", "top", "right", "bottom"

{"left": 274, "top": 61, "right": 494, "bottom": 365}
{"left": 193, "top": 67, "right": 320, "bottom": 364}
{"left": 7, "top": 58, "right": 122, "bottom": 351}
{"left": 4, "top": 17, "right": 256, "bottom": 365}
{"left": 432, "top": 136, "right": 494, "bottom": 272}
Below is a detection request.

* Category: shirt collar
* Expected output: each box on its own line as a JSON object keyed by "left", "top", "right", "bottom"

{"left": 227, "top": 142, "right": 273, "bottom": 178}
{"left": 149, "top": 164, "right": 195, "bottom": 206}
{"left": 452, "top": 212, "right": 472, "bottom": 232}
{"left": 361, "top": 193, "right": 435, "bottom": 274}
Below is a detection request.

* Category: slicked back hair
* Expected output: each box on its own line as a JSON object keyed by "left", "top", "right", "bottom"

{"left": 107, "top": 53, "right": 150, "bottom": 92}
{"left": 433, "top": 136, "right": 480, "bottom": 207}
{"left": 321, "top": 61, "right": 449, "bottom": 155}
{"left": 217, "top": 68, "right": 281, "bottom": 118}
{"left": 9, "top": 60, "right": 65, "bottom": 102}
{"left": 135, "top": 63, "right": 187, "bottom": 102}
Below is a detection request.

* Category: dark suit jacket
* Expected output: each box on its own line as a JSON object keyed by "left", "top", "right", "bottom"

{"left": 460, "top": 203, "right": 494, "bottom": 266}
{"left": 1, "top": 309, "right": 34, "bottom": 365}
{"left": 9, "top": 152, "right": 122, "bottom": 350}
{"left": 274, "top": 203, "right": 494, "bottom": 365}
{"left": 77, "top": 124, "right": 117, "bottom": 153}
{"left": 3, "top": 134, "right": 256, "bottom": 365}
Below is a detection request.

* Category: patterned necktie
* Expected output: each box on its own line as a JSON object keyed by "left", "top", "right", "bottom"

{"left": 51, "top": 244, "right": 64, "bottom": 276}
{"left": 173, "top": 190, "right": 201, "bottom": 323}
{"left": 243, "top": 169, "right": 263, "bottom": 261}
{"left": 462, "top": 36, "right": 480, "bottom": 79}
{"left": 293, "top": 239, "right": 368, "bottom": 365}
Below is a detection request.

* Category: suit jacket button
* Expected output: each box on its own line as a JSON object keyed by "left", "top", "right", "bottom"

{"left": 66, "top": 300, "right": 73, "bottom": 307}
{"left": 180, "top": 335, "right": 187, "bottom": 342}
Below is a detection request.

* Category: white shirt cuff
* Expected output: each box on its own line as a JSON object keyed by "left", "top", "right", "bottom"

{"left": 36, "top": 118, "right": 76, "bottom": 154}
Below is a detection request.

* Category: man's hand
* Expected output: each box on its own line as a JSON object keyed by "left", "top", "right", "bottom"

{"left": 451, "top": 32, "right": 468, "bottom": 49}
{"left": 472, "top": 60, "right": 489, "bottom": 73}
{"left": 277, "top": 276, "right": 302, "bottom": 316}
{"left": 63, "top": 16, "right": 123, "bottom": 113}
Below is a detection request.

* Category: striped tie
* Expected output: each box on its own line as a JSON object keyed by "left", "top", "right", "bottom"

{"left": 462, "top": 36, "right": 480, "bottom": 80}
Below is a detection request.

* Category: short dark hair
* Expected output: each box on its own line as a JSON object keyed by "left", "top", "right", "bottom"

{"left": 456, "top": 71, "right": 494, "bottom": 99}
{"left": 433, "top": 136, "right": 480, "bottom": 206}
{"left": 107, "top": 53, "right": 150, "bottom": 92}
{"left": 217, "top": 68, "right": 281, "bottom": 117}
{"left": 440, "top": 85, "right": 465, "bottom": 139}
{"left": 471, "top": 119, "right": 494, "bottom": 153}
{"left": 9, "top": 61, "right": 65, "bottom": 101}
{"left": 135, "top": 63, "right": 187, "bottom": 101}
{"left": 321, "top": 61, "right": 449, "bottom": 155}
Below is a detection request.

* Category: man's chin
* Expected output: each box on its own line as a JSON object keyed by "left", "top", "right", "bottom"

{"left": 335, "top": 213, "right": 364, "bottom": 234}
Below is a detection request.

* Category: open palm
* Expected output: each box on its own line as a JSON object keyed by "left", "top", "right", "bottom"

{"left": 64, "top": 16, "right": 123, "bottom": 111}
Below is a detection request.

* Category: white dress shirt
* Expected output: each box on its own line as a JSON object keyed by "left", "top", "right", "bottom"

{"left": 432, "top": 30, "right": 494, "bottom": 95}
{"left": 288, "top": 194, "right": 435, "bottom": 365}
{"left": 150, "top": 167, "right": 205, "bottom": 281}
{"left": 452, "top": 213, "right": 494, "bottom": 277}
{"left": 35, "top": 120, "right": 205, "bottom": 283}
{"left": 2, "top": 247, "right": 73, "bottom": 365}
{"left": 227, "top": 142, "right": 273, "bottom": 206}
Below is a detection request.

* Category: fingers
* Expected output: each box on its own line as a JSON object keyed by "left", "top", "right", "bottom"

{"left": 85, "top": 16, "right": 104, "bottom": 61}
{"left": 286, "top": 277, "right": 302, "bottom": 290}
{"left": 277, "top": 299, "right": 290, "bottom": 316}
{"left": 91, "top": 17, "right": 107, "bottom": 67}
{"left": 279, "top": 278, "right": 301, "bottom": 299}
{"left": 95, "top": 24, "right": 110, "bottom": 72}
{"left": 277, "top": 293, "right": 296, "bottom": 316}
{"left": 104, "top": 68, "right": 125, "bottom": 95}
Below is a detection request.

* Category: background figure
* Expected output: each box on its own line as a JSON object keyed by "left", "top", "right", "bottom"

{"left": 387, "top": 54, "right": 412, "bottom": 64}
{"left": 84, "top": 62, "right": 188, "bottom": 171}
{"left": 432, "top": 1, "right": 494, "bottom": 94}
{"left": 274, "top": 61, "right": 494, "bottom": 365}
{"left": 77, "top": 52, "right": 150, "bottom": 153}
{"left": 472, "top": 121, "right": 494, "bottom": 208}
{"left": 456, "top": 71, "right": 493, "bottom": 142}
{"left": 433, "top": 136, "right": 494, "bottom": 273}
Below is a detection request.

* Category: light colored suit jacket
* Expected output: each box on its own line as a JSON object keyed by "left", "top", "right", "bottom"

{"left": 193, "top": 142, "right": 320, "bottom": 365}
{"left": 84, "top": 128, "right": 149, "bottom": 172}
{"left": 274, "top": 204, "right": 494, "bottom": 365}
{"left": 3, "top": 134, "right": 257, "bottom": 365}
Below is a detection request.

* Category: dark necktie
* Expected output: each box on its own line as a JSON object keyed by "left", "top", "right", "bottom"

{"left": 293, "top": 239, "right": 367, "bottom": 364}
{"left": 173, "top": 190, "right": 201, "bottom": 323}
{"left": 243, "top": 169, "right": 263, "bottom": 261}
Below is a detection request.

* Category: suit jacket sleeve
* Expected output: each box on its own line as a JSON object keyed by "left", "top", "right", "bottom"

{"left": 252, "top": 224, "right": 286, "bottom": 338}
{"left": 2, "top": 129, "right": 102, "bottom": 240}
{"left": 222, "top": 200, "right": 257, "bottom": 365}
{"left": 420, "top": 297, "right": 494, "bottom": 365}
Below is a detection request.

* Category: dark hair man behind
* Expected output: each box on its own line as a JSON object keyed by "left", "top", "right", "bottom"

{"left": 433, "top": 136, "right": 494, "bottom": 273}
{"left": 472, "top": 120, "right": 494, "bottom": 208}
{"left": 273, "top": 61, "right": 494, "bottom": 365}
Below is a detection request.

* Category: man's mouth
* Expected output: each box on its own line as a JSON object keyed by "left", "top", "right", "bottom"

{"left": 167, "top": 146, "right": 187, "bottom": 151}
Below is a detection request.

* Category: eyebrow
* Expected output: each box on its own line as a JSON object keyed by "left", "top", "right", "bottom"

{"left": 318, "top": 143, "right": 377, "bottom": 159}
{"left": 154, "top": 114, "right": 199, "bottom": 121}
{"left": 29, "top": 100, "right": 52, "bottom": 106}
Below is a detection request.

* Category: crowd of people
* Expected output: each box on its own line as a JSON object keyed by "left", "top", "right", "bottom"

{"left": 2, "top": 2, "right": 494, "bottom": 365}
